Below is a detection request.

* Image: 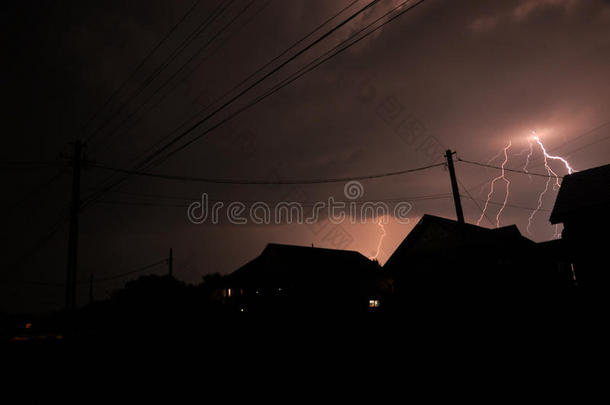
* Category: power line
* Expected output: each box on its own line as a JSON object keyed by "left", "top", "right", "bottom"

{"left": 97, "top": 192, "right": 453, "bottom": 208}
{"left": 103, "top": 189, "right": 453, "bottom": 207}
{"left": 125, "top": 0, "right": 385, "bottom": 171}
{"left": 457, "top": 158, "right": 564, "bottom": 179}
{"left": 0, "top": 0, "right": 211, "bottom": 255}
{"left": 210, "top": 0, "right": 360, "bottom": 102}
{"left": 81, "top": 0, "right": 390, "bottom": 207}
{"left": 91, "top": 0, "right": 361, "bottom": 199}
{"left": 5, "top": 0, "right": 432, "bottom": 300}
{"left": 459, "top": 195, "right": 552, "bottom": 213}
{"left": 561, "top": 133, "right": 610, "bottom": 157}
{"left": 180, "top": 0, "right": 361, "bottom": 131}
{"left": 91, "top": 0, "right": 256, "bottom": 153}
{"left": 100, "top": 0, "right": 424, "bottom": 211}
{"left": 84, "top": 0, "right": 229, "bottom": 145}
{"left": 79, "top": 0, "right": 202, "bottom": 141}
{"left": 118, "top": 0, "right": 359, "bottom": 166}
{"left": 81, "top": 0, "right": 421, "bottom": 208}
{"left": 151, "top": 0, "right": 424, "bottom": 167}
{"left": 94, "top": 0, "right": 273, "bottom": 157}
{"left": 108, "top": 189, "right": 448, "bottom": 202}
{"left": 87, "top": 161, "right": 444, "bottom": 185}
{"left": 555, "top": 120, "right": 610, "bottom": 152}
{"left": 80, "top": 1, "right": 273, "bottom": 207}
{"left": 0, "top": 0, "right": 217, "bottom": 264}
{"left": 456, "top": 177, "right": 494, "bottom": 227}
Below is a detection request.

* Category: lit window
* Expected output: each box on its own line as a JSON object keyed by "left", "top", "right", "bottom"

{"left": 223, "top": 288, "right": 232, "bottom": 298}
{"left": 369, "top": 299, "right": 381, "bottom": 308}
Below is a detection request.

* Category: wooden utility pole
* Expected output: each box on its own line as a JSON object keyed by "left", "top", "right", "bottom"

{"left": 445, "top": 149, "right": 465, "bottom": 224}
{"left": 65, "top": 141, "right": 82, "bottom": 310}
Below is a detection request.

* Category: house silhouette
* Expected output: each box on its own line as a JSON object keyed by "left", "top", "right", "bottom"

{"left": 383, "top": 214, "right": 574, "bottom": 313}
{"left": 216, "top": 215, "right": 577, "bottom": 318}
{"left": 550, "top": 163, "right": 610, "bottom": 292}
{"left": 209, "top": 161, "right": 610, "bottom": 318}
{"left": 222, "top": 243, "right": 389, "bottom": 316}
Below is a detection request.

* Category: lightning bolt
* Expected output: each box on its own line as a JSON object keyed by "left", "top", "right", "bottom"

{"left": 478, "top": 133, "right": 574, "bottom": 239}
{"left": 370, "top": 216, "right": 386, "bottom": 261}
{"left": 476, "top": 145, "right": 509, "bottom": 198}
{"left": 533, "top": 134, "right": 574, "bottom": 177}
{"left": 521, "top": 138, "right": 534, "bottom": 183}
{"left": 527, "top": 132, "right": 575, "bottom": 238}
{"left": 477, "top": 140, "right": 512, "bottom": 227}
{"left": 527, "top": 172, "right": 551, "bottom": 236}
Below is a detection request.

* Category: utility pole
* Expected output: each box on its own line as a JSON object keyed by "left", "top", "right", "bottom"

{"left": 445, "top": 149, "right": 465, "bottom": 224}
{"left": 168, "top": 248, "right": 173, "bottom": 278}
{"left": 65, "top": 140, "right": 82, "bottom": 311}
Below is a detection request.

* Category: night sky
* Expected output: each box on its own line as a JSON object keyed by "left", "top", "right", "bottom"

{"left": 2, "top": 0, "right": 610, "bottom": 313}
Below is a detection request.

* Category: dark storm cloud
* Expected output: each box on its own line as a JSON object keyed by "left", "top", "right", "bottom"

{"left": 2, "top": 0, "right": 609, "bottom": 312}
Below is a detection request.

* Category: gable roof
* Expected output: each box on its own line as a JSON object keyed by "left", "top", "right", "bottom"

{"left": 550, "top": 163, "right": 610, "bottom": 224}
{"left": 228, "top": 243, "right": 379, "bottom": 285}
{"left": 384, "top": 214, "right": 534, "bottom": 270}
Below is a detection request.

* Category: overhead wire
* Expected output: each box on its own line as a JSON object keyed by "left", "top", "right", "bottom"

{"left": 93, "top": 0, "right": 273, "bottom": 156}
{"left": 86, "top": 160, "right": 444, "bottom": 185}
{"left": 84, "top": 0, "right": 230, "bottom": 145}
{"left": 148, "top": 0, "right": 424, "bottom": 167}
{"left": 79, "top": 0, "right": 401, "bottom": 207}
{"left": 80, "top": 0, "right": 203, "bottom": 142}
{"left": 91, "top": 0, "right": 256, "bottom": 153}
{"left": 111, "top": 0, "right": 361, "bottom": 164}
{"left": 457, "top": 158, "right": 565, "bottom": 179}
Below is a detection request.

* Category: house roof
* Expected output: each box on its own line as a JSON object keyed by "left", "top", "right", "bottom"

{"left": 549, "top": 163, "right": 610, "bottom": 224}
{"left": 383, "top": 214, "right": 534, "bottom": 270}
{"left": 228, "top": 243, "right": 380, "bottom": 285}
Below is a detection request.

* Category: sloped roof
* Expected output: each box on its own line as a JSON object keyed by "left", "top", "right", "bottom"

{"left": 384, "top": 214, "right": 534, "bottom": 270}
{"left": 228, "top": 243, "right": 379, "bottom": 285}
{"left": 550, "top": 163, "right": 610, "bottom": 224}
